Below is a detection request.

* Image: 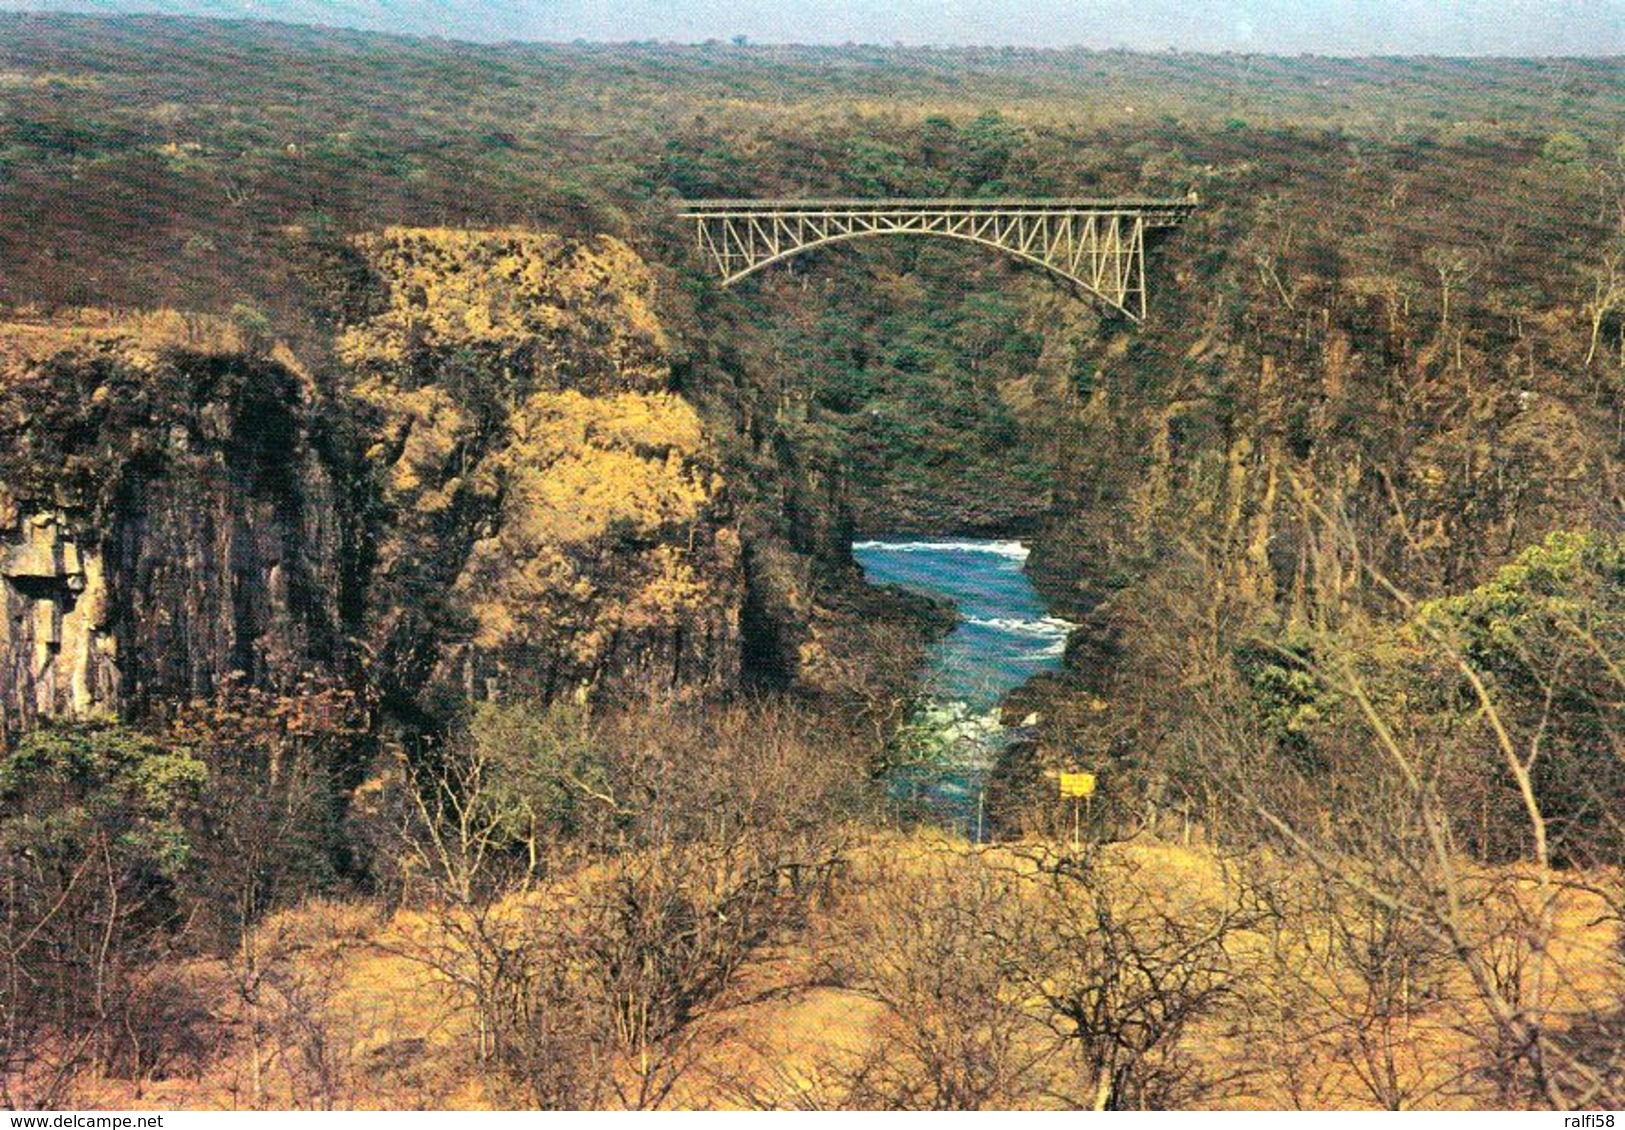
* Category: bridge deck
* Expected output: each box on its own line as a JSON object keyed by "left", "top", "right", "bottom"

{"left": 680, "top": 197, "right": 1197, "bottom": 225}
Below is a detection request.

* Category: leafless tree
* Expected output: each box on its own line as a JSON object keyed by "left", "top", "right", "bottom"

{"left": 1193, "top": 487, "right": 1625, "bottom": 1109}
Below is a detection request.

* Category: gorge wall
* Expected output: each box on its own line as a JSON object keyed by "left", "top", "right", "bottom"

{"left": 0, "top": 312, "right": 347, "bottom": 745}
{"left": 0, "top": 231, "right": 822, "bottom": 743}
{"left": 6, "top": 20, "right": 1621, "bottom": 781}
{"left": 333, "top": 228, "right": 747, "bottom": 717}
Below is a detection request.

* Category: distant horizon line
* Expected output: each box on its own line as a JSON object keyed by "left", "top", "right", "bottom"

{"left": 2, "top": 8, "right": 1623, "bottom": 59}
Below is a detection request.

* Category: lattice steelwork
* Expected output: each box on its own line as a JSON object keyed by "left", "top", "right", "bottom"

{"left": 678, "top": 197, "right": 1196, "bottom": 321}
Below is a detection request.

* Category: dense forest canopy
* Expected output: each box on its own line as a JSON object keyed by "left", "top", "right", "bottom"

{"left": 3, "top": 15, "right": 1623, "bottom": 306}
{"left": 4, "top": 14, "right": 1623, "bottom": 529}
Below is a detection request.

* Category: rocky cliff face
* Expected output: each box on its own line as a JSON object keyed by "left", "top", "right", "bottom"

{"left": 0, "top": 511, "right": 110, "bottom": 737}
{"left": 0, "top": 311, "right": 347, "bottom": 745}
{"left": 995, "top": 146, "right": 1625, "bottom": 821}
{"left": 0, "top": 231, "right": 751, "bottom": 743}
{"left": 335, "top": 228, "right": 745, "bottom": 713}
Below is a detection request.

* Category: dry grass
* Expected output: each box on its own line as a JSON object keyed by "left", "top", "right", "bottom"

{"left": 0, "top": 305, "right": 314, "bottom": 399}
{"left": 44, "top": 829, "right": 1623, "bottom": 1111}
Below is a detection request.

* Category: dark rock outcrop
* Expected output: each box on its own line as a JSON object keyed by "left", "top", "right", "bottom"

{"left": 0, "top": 313, "right": 347, "bottom": 744}
{"left": 0, "top": 229, "right": 762, "bottom": 747}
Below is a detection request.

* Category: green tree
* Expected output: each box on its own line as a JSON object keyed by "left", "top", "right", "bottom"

{"left": 1414, "top": 529, "right": 1625, "bottom": 865}
{"left": 953, "top": 112, "right": 1020, "bottom": 193}
{"left": 0, "top": 724, "right": 207, "bottom": 1092}
{"left": 465, "top": 698, "right": 612, "bottom": 866}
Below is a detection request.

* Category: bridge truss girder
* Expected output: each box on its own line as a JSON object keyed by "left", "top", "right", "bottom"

{"left": 678, "top": 199, "right": 1195, "bottom": 321}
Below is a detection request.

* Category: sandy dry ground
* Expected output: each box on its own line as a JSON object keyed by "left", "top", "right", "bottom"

{"left": 41, "top": 831, "right": 1623, "bottom": 1111}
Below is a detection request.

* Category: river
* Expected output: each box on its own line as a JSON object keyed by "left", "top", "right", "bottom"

{"left": 852, "top": 537, "right": 1074, "bottom": 837}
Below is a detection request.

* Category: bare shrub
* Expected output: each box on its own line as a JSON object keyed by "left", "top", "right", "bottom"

{"left": 388, "top": 695, "right": 852, "bottom": 1107}
{"left": 1015, "top": 849, "right": 1242, "bottom": 1110}
{"left": 1230, "top": 852, "right": 1456, "bottom": 1109}
{"left": 229, "top": 899, "right": 379, "bottom": 1109}
{"left": 817, "top": 848, "right": 1058, "bottom": 1109}
{"left": 803, "top": 842, "right": 1242, "bottom": 1111}
{"left": 1181, "top": 509, "right": 1625, "bottom": 1109}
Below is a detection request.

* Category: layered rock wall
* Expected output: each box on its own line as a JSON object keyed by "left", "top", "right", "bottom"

{"left": 336, "top": 228, "right": 745, "bottom": 711}
{"left": 0, "top": 231, "right": 751, "bottom": 742}
{"left": 0, "top": 313, "right": 345, "bottom": 743}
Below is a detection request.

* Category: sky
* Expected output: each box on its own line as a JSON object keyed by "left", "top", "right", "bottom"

{"left": 2, "top": 0, "right": 1623, "bottom": 53}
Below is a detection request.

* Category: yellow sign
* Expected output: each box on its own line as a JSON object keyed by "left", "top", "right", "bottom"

{"left": 1059, "top": 771, "right": 1097, "bottom": 799}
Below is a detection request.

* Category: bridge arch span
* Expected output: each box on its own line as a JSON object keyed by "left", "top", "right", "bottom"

{"left": 710, "top": 225, "right": 1130, "bottom": 308}
{"left": 678, "top": 197, "right": 1195, "bottom": 322}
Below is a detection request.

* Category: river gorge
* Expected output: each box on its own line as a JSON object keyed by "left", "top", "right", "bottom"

{"left": 853, "top": 537, "right": 1075, "bottom": 837}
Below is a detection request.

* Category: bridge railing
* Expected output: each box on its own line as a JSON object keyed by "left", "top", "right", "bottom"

{"left": 679, "top": 196, "right": 1197, "bottom": 223}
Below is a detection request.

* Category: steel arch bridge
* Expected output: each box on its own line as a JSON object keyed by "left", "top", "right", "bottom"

{"left": 678, "top": 197, "right": 1196, "bottom": 321}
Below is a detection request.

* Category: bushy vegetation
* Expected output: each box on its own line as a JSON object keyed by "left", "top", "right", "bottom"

{"left": 0, "top": 682, "right": 362, "bottom": 1104}
{"left": 7, "top": 16, "right": 1621, "bottom": 535}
